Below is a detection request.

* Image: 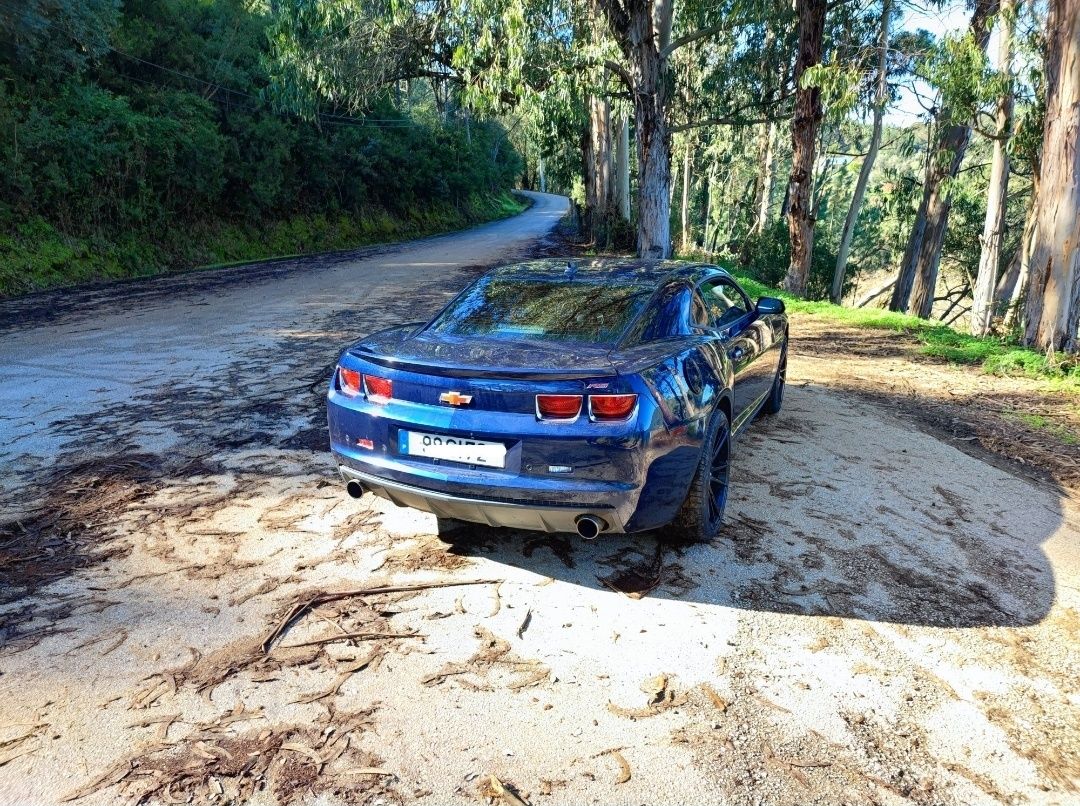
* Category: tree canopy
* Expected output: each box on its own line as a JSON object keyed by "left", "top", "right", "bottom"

{"left": 2, "top": 0, "right": 1077, "bottom": 352}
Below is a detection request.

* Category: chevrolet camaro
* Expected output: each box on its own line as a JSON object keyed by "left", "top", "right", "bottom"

{"left": 327, "top": 259, "right": 787, "bottom": 541}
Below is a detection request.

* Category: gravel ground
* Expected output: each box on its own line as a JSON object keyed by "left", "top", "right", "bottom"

{"left": 1, "top": 193, "right": 1078, "bottom": 806}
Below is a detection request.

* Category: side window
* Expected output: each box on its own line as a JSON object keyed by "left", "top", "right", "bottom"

{"left": 699, "top": 279, "right": 750, "bottom": 329}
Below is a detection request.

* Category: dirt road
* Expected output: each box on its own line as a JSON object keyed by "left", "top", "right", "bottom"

{"left": 1, "top": 193, "right": 1078, "bottom": 806}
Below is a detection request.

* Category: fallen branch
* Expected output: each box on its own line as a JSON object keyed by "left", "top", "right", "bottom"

{"left": 261, "top": 578, "right": 502, "bottom": 652}
{"left": 279, "top": 632, "right": 422, "bottom": 650}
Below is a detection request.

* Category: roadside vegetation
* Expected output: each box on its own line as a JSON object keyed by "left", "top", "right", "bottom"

{"left": 0, "top": 0, "right": 523, "bottom": 297}
{"left": 728, "top": 267, "right": 1080, "bottom": 388}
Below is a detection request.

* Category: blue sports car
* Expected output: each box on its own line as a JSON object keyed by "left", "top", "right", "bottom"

{"left": 328, "top": 259, "right": 787, "bottom": 541}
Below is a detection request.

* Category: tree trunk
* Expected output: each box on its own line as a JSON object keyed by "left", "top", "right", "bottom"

{"left": 701, "top": 165, "right": 713, "bottom": 250}
{"left": 1002, "top": 185, "right": 1038, "bottom": 329}
{"left": 1022, "top": 0, "right": 1080, "bottom": 352}
{"left": 831, "top": 0, "right": 892, "bottom": 304}
{"left": 889, "top": 139, "right": 932, "bottom": 311}
{"left": 630, "top": 1, "right": 672, "bottom": 258}
{"left": 897, "top": 0, "right": 999, "bottom": 317}
{"left": 971, "top": 0, "right": 1017, "bottom": 335}
{"left": 783, "top": 0, "right": 828, "bottom": 296}
{"left": 582, "top": 123, "right": 596, "bottom": 238}
{"left": 585, "top": 95, "right": 613, "bottom": 244}
{"left": 753, "top": 121, "right": 777, "bottom": 235}
{"left": 670, "top": 153, "right": 679, "bottom": 207}
{"left": 615, "top": 115, "right": 631, "bottom": 220}
{"left": 680, "top": 135, "right": 692, "bottom": 252}
{"left": 599, "top": 0, "right": 674, "bottom": 258}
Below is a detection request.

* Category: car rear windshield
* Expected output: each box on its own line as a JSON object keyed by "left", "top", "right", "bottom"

{"left": 425, "top": 276, "right": 654, "bottom": 345}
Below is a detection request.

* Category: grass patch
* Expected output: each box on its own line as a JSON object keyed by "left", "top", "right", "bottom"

{"left": 725, "top": 266, "right": 1080, "bottom": 389}
{"left": 1003, "top": 412, "right": 1079, "bottom": 444}
{"left": 0, "top": 191, "right": 528, "bottom": 298}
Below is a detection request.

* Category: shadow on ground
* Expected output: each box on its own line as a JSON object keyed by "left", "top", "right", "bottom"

{"left": 432, "top": 384, "right": 1061, "bottom": 630}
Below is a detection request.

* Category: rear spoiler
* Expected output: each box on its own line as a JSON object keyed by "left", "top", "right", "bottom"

{"left": 348, "top": 348, "right": 612, "bottom": 381}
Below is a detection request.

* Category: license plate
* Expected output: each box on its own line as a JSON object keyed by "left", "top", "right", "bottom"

{"left": 398, "top": 429, "right": 506, "bottom": 468}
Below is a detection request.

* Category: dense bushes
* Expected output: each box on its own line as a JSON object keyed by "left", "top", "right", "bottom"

{"left": 736, "top": 220, "right": 842, "bottom": 301}
{"left": 0, "top": 0, "right": 523, "bottom": 296}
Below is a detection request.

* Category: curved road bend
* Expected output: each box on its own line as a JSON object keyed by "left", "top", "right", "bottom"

{"left": 0, "top": 190, "right": 568, "bottom": 508}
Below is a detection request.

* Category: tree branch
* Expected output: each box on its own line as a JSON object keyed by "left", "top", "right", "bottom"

{"left": 604, "top": 59, "right": 634, "bottom": 93}
{"left": 670, "top": 95, "right": 793, "bottom": 132}
{"left": 660, "top": 23, "right": 724, "bottom": 60}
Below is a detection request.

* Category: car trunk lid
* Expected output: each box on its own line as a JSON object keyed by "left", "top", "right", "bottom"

{"left": 348, "top": 325, "right": 617, "bottom": 380}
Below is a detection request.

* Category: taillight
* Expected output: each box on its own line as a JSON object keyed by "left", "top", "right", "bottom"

{"left": 536, "top": 394, "right": 582, "bottom": 420}
{"left": 339, "top": 368, "right": 362, "bottom": 396}
{"left": 589, "top": 394, "right": 638, "bottom": 420}
{"left": 363, "top": 374, "right": 392, "bottom": 402}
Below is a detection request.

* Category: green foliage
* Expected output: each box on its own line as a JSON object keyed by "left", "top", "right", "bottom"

{"left": 727, "top": 265, "right": 1080, "bottom": 387}
{"left": 0, "top": 0, "right": 524, "bottom": 296}
{"left": 922, "top": 29, "right": 994, "bottom": 125}
{"left": 737, "top": 220, "right": 843, "bottom": 301}
{"left": 0, "top": 0, "right": 120, "bottom": 79}
{"left": 0, "top": 193, "right": 527, "bottom": 296}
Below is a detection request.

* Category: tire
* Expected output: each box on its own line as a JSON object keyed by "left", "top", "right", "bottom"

{"left": 670, "top": 407, "right": 731, "bottom": 543}
{"left": 760, "top": 343, "right": 787, "bottom": 416}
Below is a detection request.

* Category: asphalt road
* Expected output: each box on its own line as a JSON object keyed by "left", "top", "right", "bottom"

{"left": 0, "top": 191, "right": 568, "bottom": 510}
{"left": 1, "top": 193, "right": 1078, "bottom": 805}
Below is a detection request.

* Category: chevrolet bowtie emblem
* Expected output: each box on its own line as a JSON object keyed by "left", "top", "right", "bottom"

{"left": 439, "top": 391, "right": 473, "bottom": 406}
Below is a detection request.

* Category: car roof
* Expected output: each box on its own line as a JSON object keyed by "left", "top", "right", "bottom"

{"left": 486, "top": 258, "right": 730, "bottom": 287}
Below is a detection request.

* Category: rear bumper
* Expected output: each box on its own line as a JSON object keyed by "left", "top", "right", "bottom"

{"left": 338, "top": 463, "right": 626, "bottom": 533}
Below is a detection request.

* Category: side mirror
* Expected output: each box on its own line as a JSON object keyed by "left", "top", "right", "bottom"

{"left": 756, "top": 296, "right": 785, "bottom": 315}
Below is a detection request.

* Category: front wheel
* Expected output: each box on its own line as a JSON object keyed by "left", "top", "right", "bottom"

{"left": 670, "top": 408, "right": 731, "bottom": 543}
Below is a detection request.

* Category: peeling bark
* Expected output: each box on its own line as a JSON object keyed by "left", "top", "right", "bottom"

{"left": 598, "top": 0, "right": 680, "bottom": 258}
{"left": 1022, "top": 0, "right": 1080, "bottom": 352}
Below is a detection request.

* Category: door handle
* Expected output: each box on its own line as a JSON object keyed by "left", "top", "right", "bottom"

{"left": 729, "top": 346, "right": 745, "bottom": 361}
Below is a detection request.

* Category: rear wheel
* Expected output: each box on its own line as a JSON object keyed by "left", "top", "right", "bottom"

{"left": 670, "top": 408, "right": 731, "bottom": 543}
{"left": 761, "top": 343, "right": 787, "bottom": 416}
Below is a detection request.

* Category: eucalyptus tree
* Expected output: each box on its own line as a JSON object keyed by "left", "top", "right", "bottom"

{"left": 970, "top": 0, "right": 1019, "bottom": 336}
{"left": 1021, "top": 0, "right": 1080, "bottom": 352}
{"left": 781, "top": 0, "right": 828, "bottom": 295}
{"left": 830, "top": 0, "right": 893, "bottom": 303}
{"left": 890, "top": 0, "right": 999, "bottom": 317}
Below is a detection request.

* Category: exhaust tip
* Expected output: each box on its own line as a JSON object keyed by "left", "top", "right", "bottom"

{"left": 575, "top": 515, "right": 606, "bottom": 540}
{"left": 345, "top": 479, "right": 366, "bottom": 499}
